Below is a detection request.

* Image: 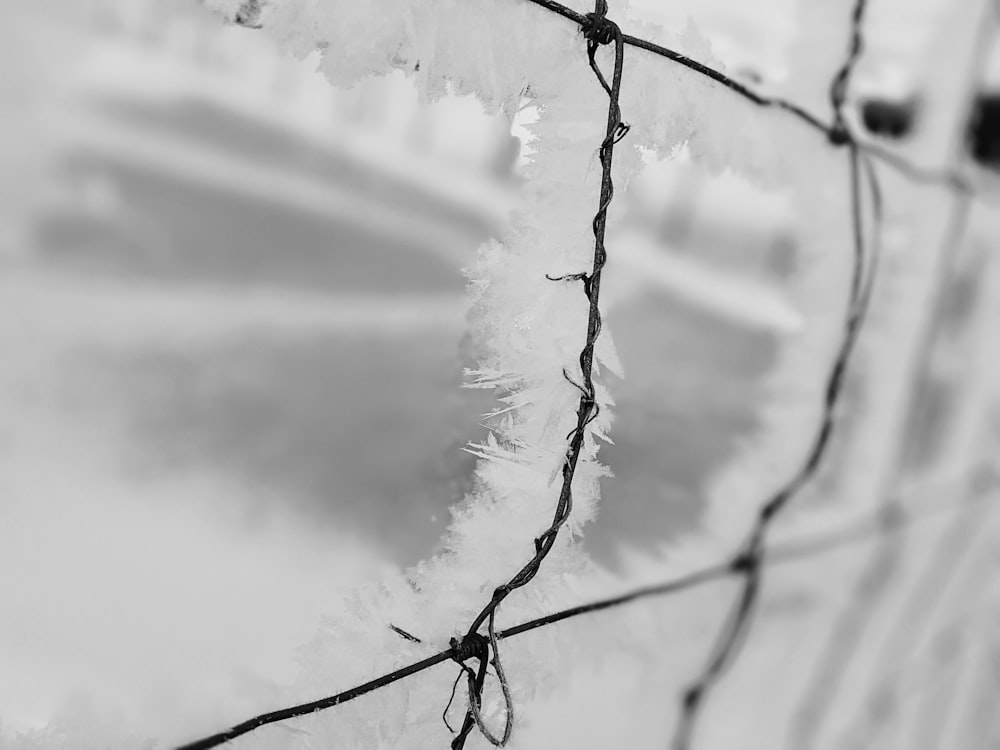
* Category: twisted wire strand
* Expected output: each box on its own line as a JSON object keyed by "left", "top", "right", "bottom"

{"left": 448, "top": 3, "right": 629, "bottom": 746}
{"left": 829, "top": 0, "right": 870, "bottom": 141}
{"left": 518, "top": 0, "right": 996, "bottom": 202}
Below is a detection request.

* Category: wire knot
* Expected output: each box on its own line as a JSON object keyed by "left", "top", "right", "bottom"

{"left": 446, "top": 625, "right": 514, "bottom": 748}
{"left": 828, "top": 121, "right": 851, "bottom": 146}
{"left": 450, "top": 632, "right": 489, "bottom": 664}
{"left": 582, "top": 0, "right": 617, "bottom": 46}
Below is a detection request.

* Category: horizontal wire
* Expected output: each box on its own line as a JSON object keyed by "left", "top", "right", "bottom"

{"left": 519, "top": 0, "right": 995, "bottom": 202}
{"left": 173, "top": 471, "right": 992, "bottom": 750}
{"left": 521, "top": 0, "right": 827, "bottom": 133}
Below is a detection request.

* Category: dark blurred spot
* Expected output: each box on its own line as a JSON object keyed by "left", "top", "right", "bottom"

{"left": 234, "top": 0, "right": 264, "bottom": 28}
{"left": 967, "top": 91, "right": 1000, "bottom": 170}
{"left": 860, "top": 96, "right": 919, "bottom": 140}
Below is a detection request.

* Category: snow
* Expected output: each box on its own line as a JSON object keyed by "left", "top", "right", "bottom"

{"left": 0, "top": 340, "right": 388, "bottom": 740}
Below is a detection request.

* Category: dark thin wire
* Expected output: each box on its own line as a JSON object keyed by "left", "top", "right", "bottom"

{"left": 789, "top": 6, "right": 998, "bottom": 742}
{"left": 173, "top": 650, "right": 455, "bottom": 750}
{"left": 521, "top": 0, "right": 829, "bottom": 135}
{"left": 459, "top": 0, "right": 625, "bottom": 639}
{"left": 449, "top": 633, "right": 502, "bottom": 749}
{"left": 670, "top": 2, "right": 876, "bottom": 744}
{"left": 501, "top": 473, "right": 994, "bottom": 642}
{"left": 519, "top": 0, "right": 998, "bottom": 202}
{"left": 828, "top": 0, "right": 869, "bottom": 141}
{"left": 673, "top": 129, "right": 869, "bottom": 750}
{"left": 442, "top": 670, "right": 465, "bottom": 733}
{"left": 447, "top": 3, "right": 629, "bottom": 747}
{"left": 497, "top": 563, "right": 734, "bottom": 641}
{"left": 389, "top": 624, "right": 423, "bottom": 643}
{"left": 172, "top": 472, "right": 991, "bottom": 750}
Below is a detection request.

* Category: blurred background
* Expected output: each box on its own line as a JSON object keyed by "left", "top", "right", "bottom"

{"left": 1, "top": 0, "right": 998, "bottom": 747}
{"left": 0, "top": 0, "right": 520, "bottom": 734}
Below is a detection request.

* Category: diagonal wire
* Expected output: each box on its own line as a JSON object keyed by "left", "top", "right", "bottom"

{"left": 518, "top": 0, "right": 996, "bottom": 202}
{"left": 669, "top": 3, "right": 877, "bottom": 746}
{"left": 786, "top": 195, "right": 973, "bottom": 750}
{"left": 788, "top": 5, "right": 998, "bottom": 744}
{"left": 172, "top": 466, "right": 995, "bottom": 750}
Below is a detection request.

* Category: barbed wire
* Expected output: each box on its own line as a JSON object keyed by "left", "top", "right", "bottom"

{"left": 229, "top": 0, "right": 995, "bottom": 199}
{"left": 183, "top": 1, "right": 1000, "bottom": 748}
{"left": 515, "top": 0, "right": 994, "bottom": 200}
{"left": 445, "top": 3, "right": 630, "bottom": 746}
